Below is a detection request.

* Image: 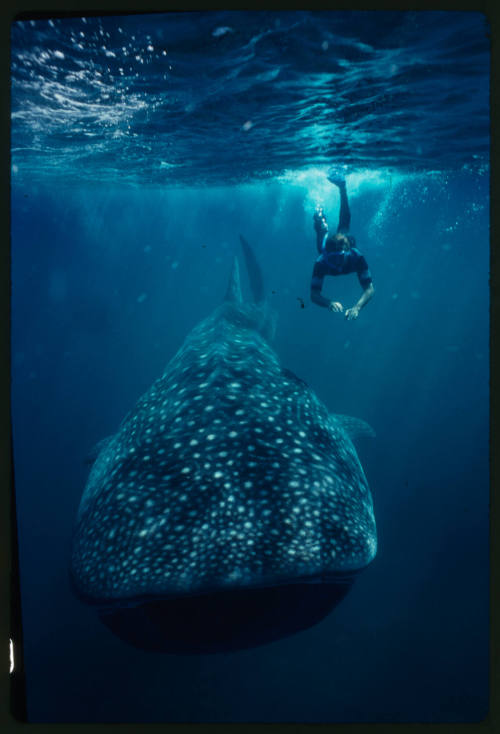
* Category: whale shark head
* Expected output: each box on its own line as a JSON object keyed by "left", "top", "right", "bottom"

{"left": 70, "top": 243, "right": 377, "bottom": 652}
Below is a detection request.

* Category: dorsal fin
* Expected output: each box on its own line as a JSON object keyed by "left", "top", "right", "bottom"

{"left": 224, "top": 256, "right": 242, "bottom": 303}
{"left": 239, "top": 234, "right": 264, "bottom": 303}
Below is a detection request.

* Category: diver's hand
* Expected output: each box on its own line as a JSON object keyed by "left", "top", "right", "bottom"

{"left": 328, "top": 301, "right": 344, "bottom": 313}
{"left": 313, "top": 209, "right": 328, "bottom": 235}
{"left": 345, "top": 305, "right": 360, "bottom": 320}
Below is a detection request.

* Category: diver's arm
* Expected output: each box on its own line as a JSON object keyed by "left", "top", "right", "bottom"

{"left": 311, "top": 261, "right": 343, "bottom": 312}
{"left": 345, "top": 283, "right": 375, "bottom": 320}
{"left": 311, "top": 287, "right": 343, "bottom": 312}
{"left": 311, "top": 287, "right": 330, "bottom": 308}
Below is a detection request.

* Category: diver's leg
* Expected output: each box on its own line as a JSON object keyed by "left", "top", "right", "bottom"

{"left": 327, "top": 171, "right": 351, "bottom": 233}
{"left": 336, "top": 180, "right": 351, "bottom": 234}
{"left": 313, "top": 209, "right": 328, "bottom": 253}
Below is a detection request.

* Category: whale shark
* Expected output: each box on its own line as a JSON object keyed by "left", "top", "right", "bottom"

{"left": 70, "top": 236, "right": 377, "bottom": 652}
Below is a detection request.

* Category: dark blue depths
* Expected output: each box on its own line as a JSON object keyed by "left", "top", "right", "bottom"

{"left": 10, "top": 170, "right": 489, "bottom": 722}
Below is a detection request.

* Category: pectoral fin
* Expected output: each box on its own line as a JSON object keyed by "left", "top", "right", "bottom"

{"left": 334, "top": 415, "right": 376, "bottom": 440}
{"left": 85, "top": 436, "right": 115, "bottom": 466}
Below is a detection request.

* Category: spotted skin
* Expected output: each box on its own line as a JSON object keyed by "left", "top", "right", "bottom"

{"left": 71, "top": 287, "right": 377, "bottom": 608}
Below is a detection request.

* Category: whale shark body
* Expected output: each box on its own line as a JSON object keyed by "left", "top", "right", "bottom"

{"left": 70, "top": 238, "right": 377, "bottom": 652}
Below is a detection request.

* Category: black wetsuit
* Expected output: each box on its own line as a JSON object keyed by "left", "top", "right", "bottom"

{"left": 311, "top": 184, "right": 372, "bottom": 307}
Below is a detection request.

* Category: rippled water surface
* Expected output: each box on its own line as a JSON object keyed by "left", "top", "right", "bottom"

{"left": 11, "top": 10, "right": 489, "bottom": 185}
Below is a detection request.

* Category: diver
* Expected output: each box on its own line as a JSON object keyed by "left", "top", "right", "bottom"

{"left": 311, "top": 173, "right": 375, "bottom": 320}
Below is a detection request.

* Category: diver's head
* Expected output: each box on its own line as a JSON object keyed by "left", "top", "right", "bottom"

{"left": 324, "top": 233, "right": 351, "bottom": 253}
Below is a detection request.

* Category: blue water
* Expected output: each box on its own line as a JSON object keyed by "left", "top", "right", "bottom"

{"left": 10, "top": 10, "right": 489, "bottom": 723}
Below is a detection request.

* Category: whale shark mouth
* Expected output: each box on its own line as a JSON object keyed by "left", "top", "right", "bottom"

{"left": 97, "top": 579, "right": 357, "bottom": 654}
{"left": 71, "top": 568, "right": 359, "bottom": 611}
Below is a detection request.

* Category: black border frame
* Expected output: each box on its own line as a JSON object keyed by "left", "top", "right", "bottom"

{"left": 3, "top": 1, "right": 497, "bottom": 731}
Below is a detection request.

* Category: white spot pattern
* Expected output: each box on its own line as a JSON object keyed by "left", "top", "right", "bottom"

{"left": 71, "top": 300, "right": 377, "bottom": 603}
